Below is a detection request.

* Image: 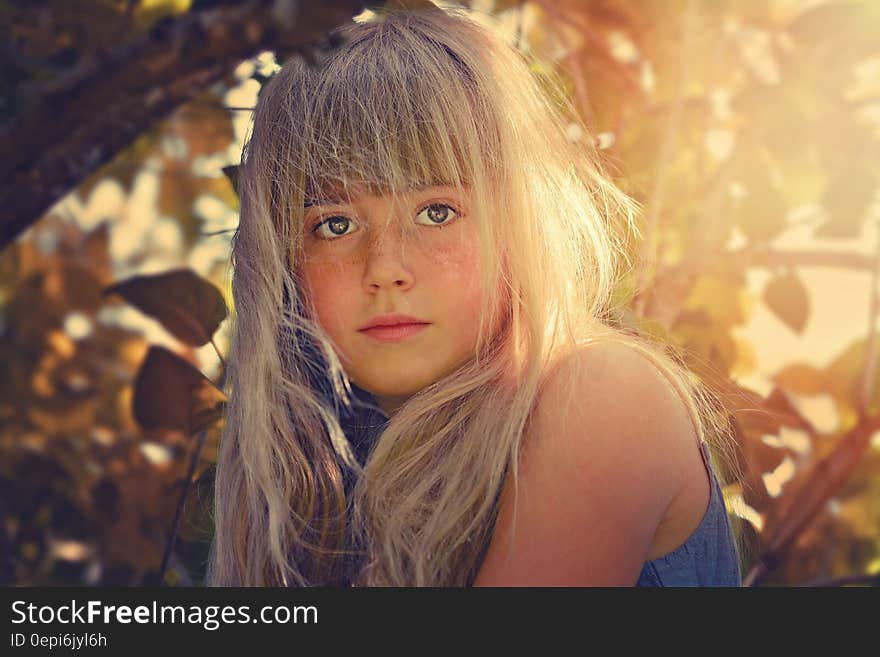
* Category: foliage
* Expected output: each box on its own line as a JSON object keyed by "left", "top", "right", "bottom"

{"left": 0, "top": 0, "right": 878, "bottom": 586}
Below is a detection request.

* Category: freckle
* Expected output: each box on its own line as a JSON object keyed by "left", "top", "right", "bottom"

{"left": 430, "top": 243, "right": 479, "bottom": 278}
{"left": 429, "top": 244, "right": 453, "bottom": 264}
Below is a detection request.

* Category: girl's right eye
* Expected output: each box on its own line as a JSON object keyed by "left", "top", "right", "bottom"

{"left": 312, "top": 215, "right": 359, "bottom": 240}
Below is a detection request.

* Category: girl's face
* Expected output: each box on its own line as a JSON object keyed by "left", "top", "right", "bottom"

{"left": 299, "top": 185, "right": 499, "bottom": 416}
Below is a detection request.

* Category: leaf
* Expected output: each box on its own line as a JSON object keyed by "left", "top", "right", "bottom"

{"left": 773, "top": 335, "right": 880, "bottom": 426}
{"left": 104, "top": 269, "right": 228, "bottom": 346}
{"left": 762, "top": 385, "right": 816, "bottom": 434}
{"left": 773, "top": 362, "right": 826, "bottom": 395}
{"left": 132, "top": 346, "right": 227, "bottom": 435}
{"left": 824, "top": 337, "right": 880, "bottom": 418}
{"left": 762, "top": 271, "right": 809, "bottom": 334}
{"left": 222, "top": 165, "right": 239, "bottom": 197}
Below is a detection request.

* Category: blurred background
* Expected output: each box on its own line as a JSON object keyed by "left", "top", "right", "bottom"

{"left": 1, "top": 0, "right": 878, "bottom": 587}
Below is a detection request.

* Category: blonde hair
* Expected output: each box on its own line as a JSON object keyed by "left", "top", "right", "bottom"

{"left": 206, "top": 2, "right": 746, "bottom": 586}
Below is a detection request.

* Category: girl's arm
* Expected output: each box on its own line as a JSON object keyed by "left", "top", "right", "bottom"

{"left": 473, "top": 342, "right": 697, "bottom": 586}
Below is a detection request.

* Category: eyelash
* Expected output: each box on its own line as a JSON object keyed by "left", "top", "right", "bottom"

{"left": 310, "top": 202, "right": 461, "bottom": 241}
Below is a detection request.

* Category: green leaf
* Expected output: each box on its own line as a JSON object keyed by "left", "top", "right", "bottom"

{"left": 104, "top": 269, "right": 228, "bottom": 347}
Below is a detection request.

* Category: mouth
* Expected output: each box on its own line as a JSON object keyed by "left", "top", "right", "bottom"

{"left": 358, "top": 322, "right": 430, "bottom": 343}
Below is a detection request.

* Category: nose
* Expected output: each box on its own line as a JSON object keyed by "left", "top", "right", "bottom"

{"left": 362, "top": 216, "right": 415, "bottom": 293}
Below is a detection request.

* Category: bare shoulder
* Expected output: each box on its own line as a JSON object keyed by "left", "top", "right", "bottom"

{"left": 532, "top": 341, "right": 700, "bottom": 483}
{"left": 473, "top": 340, "right": 699, "bottom": 586}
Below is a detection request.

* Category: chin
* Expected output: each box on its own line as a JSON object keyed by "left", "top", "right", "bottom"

{"left": 357, "top": 375, "right": 433, "bottom": 400}
{"left": 367, "top": 383, "right": 424, "bottom": 400}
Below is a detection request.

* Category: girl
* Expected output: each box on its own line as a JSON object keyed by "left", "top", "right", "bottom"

{"left": 206, "top": 2, "right": 744, "bottom": 587}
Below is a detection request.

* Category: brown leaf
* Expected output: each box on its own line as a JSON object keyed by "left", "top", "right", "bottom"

{"left": 762, "top": 271, "right": 809, "bottom": 334}
{"left": 191, "top": 378, "right": 228, "bottom": 435}
{"left": 104, "top": 269, "right": 228, "bottom": 346}
{"left": 763, "top": 385, "right": 816, "bottom": 433}
{"left": 773, "top": 362, "right": 826, "bottom": 396}
{"left": 133, "top": 346, "right": 227, "bottom": 435}
{"left": 222, "top": 165, "right": 239, "bottom": 197}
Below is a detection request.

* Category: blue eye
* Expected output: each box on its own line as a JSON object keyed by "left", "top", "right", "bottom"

{"left": 415, "top": 203, "right": 459, "bottom": 227}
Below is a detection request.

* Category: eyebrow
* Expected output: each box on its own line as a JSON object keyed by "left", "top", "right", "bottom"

{"left": 303, "top": 196, "right": 344, "bottom": 209}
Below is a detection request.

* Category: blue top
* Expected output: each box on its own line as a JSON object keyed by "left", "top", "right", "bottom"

{"left": 337, "top": 393, "right": 741, "bottom": 587}
{"left": 634, "top": 441, "right": 742, "bottom": 587}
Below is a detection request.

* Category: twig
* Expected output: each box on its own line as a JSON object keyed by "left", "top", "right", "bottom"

{"left": 200, "top": 228, "right": 237, "bottom": 237}
{"left": 210, "top": 337, "right": 226, "bottom": 370}
{"left": 156, "top": 356, "right": 227, "bottom": 585}
{"left": 157, "top": 428, "right": 210, "bottom": 585}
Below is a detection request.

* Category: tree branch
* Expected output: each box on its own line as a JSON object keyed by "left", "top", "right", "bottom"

{"left": 858, "top": 216, "right": 880, "bottom": 414}
{"left": 725, "top": 246, "right": 876, "bottom": 272}
{"left": 157, "top": 426, "right": 210, "bottom": 585}
{"left": 0, "top": 0, "right": 369, "bottom": 249}
{"left": 743, "top": 412, "right": 880, "bottom": 587}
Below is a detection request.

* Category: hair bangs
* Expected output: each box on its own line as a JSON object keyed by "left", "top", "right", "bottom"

{"left": 301, "top": 17, "right": 500, "bottom": 210}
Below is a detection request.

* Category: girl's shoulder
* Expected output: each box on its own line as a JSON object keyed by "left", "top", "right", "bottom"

{"left": 473, "top": 340, "right": 703, "bottom": 585}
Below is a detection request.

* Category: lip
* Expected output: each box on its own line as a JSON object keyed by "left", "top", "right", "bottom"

{"left": 359, "top": 322, "right": 430, "bottom": 342}
{"left": 358, "top": 314, "right": 431, "bottom": 343}
{"left": 359, "top": 313, "right": 429, "bottom": 330}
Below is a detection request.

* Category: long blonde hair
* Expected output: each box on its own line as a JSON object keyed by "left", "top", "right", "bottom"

{"left": 207, "top": 2, "right": 745, "bottom": 586}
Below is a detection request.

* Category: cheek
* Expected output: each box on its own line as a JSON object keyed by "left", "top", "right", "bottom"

{"left": 429, "top": 237, "right": 482, "bottom": 286}
{"left": 430, "top": 237, "right": 509, "bottom": 347}
{"left": 430, "top": 241, "right": 486, "bottom": 321}
{"left": 300, "top": 261, "right": 353, "bottom": 333}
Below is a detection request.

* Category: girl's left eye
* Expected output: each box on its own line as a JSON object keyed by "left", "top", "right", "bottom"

{"left": 415, "top": 203, "right": 459, "bottom": 227}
